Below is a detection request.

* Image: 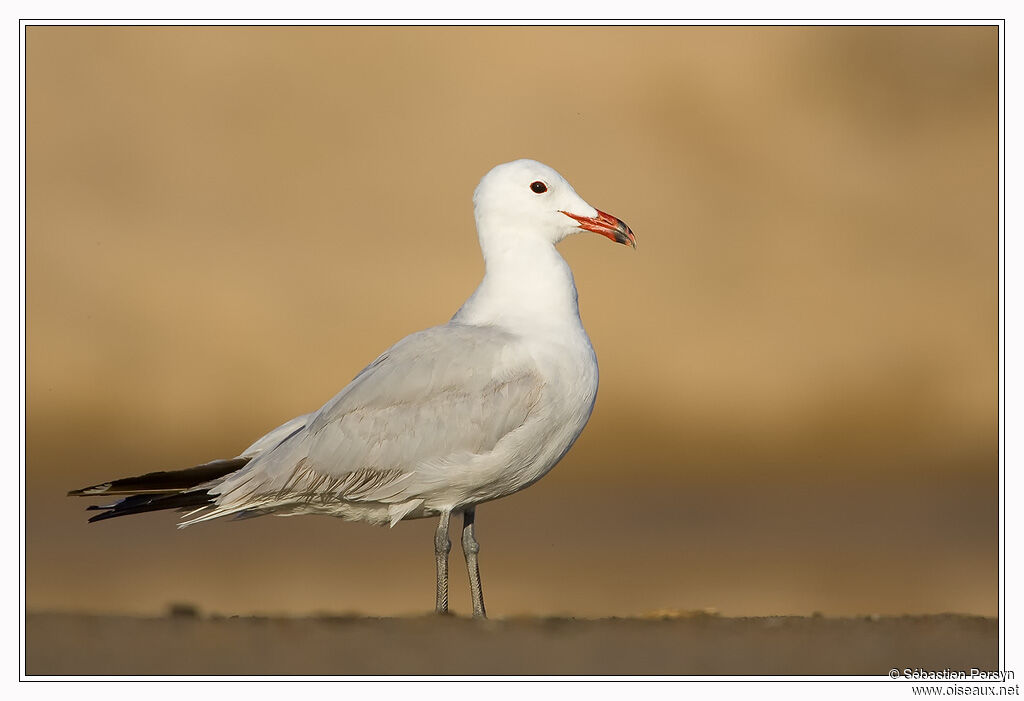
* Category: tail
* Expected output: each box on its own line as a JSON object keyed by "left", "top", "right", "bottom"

{"left": 68, "top": 457, "right": 251, "bottom": 523}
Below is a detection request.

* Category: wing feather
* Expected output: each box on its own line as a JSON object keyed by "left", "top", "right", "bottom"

{"left": 197, "top": 323, "right": 543, "bottom": 519}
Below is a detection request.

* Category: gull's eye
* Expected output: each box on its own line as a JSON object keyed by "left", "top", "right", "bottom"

{"left": 530, "top": 181, "right": 548, "bottom": 194}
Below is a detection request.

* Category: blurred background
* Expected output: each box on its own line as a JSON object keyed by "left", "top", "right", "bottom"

{"left": 26, "top": 26, "right": 997, "bottom": 618}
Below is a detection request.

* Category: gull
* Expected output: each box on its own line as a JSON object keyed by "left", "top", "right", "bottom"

{"left": 69, "top": 158, "right": 635, "bottom": 618}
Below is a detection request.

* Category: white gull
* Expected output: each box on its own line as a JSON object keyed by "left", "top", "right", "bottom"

{"left": 70, "top": 158, "right": 636, "bottom": 618}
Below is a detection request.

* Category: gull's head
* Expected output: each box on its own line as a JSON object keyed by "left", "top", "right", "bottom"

{"left": 473, "top": 159, "right": 636, "bottom": 249}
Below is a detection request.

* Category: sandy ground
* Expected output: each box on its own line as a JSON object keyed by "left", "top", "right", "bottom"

{"left": 26, "top": 612, "right": 996, "bottom": 676}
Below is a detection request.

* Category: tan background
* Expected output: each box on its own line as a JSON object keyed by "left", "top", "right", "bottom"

{"left": 27, "top": 26, "right": 997, "bottom": 618}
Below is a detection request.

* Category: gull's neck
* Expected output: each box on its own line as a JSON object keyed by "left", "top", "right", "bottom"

{"left": 453, "top": 226, "right": 583, "bottom": 336}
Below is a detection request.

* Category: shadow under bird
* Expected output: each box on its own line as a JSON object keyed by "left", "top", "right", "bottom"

{"left": 69, "top": 159, "right": 636, "bottom": 618}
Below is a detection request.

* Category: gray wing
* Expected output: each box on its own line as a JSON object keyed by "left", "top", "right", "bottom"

{"left": 238, "top": 413, "right": 312, "bottom": 459}
{"left": 188, "top": 323, "right": 544, "bottom": 523}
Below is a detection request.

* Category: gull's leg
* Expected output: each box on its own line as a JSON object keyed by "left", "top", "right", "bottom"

{"left": 462, "top": 507, "right": 487, "bottom": 619}
{"left": 434, "top": 510, "right": 451, "bottom": 614}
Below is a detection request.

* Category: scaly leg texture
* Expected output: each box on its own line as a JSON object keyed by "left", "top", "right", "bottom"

{"left": 462, "top": 507, "right": 487, "bottom": 618}
{"left": 434, "top": 510, "right": 451, "bottom": 614}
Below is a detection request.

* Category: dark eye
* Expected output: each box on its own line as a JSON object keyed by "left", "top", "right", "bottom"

{"left": 530, "top": 181, "right": 548, "bottom": 194}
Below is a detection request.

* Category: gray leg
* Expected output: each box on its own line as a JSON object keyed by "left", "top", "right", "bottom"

{"left": 462, "top": 507, "right": 487, "bottom": 619}
{"left": 434, "top": 510, "right": 451, "bottom": 614}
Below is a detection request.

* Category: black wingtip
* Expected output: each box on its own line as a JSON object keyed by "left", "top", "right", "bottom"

{"left": 81, "top": 489, "right": 217, "bottom": 523}
{"left": 68, "top": 458, "right": 250, "bottom": 500}
{"left": 87, "top": 509, "right": 123, "bottom": 523}
{"left": 70, "top": 458, "right": 250, "bottom": 524}
{"left": 68, "top": 483, "right": 111, "bottom": 497}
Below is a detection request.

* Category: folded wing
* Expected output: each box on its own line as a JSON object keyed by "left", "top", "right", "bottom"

{"left": 185, "top": 323, "right": 544, "bottom": 525}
